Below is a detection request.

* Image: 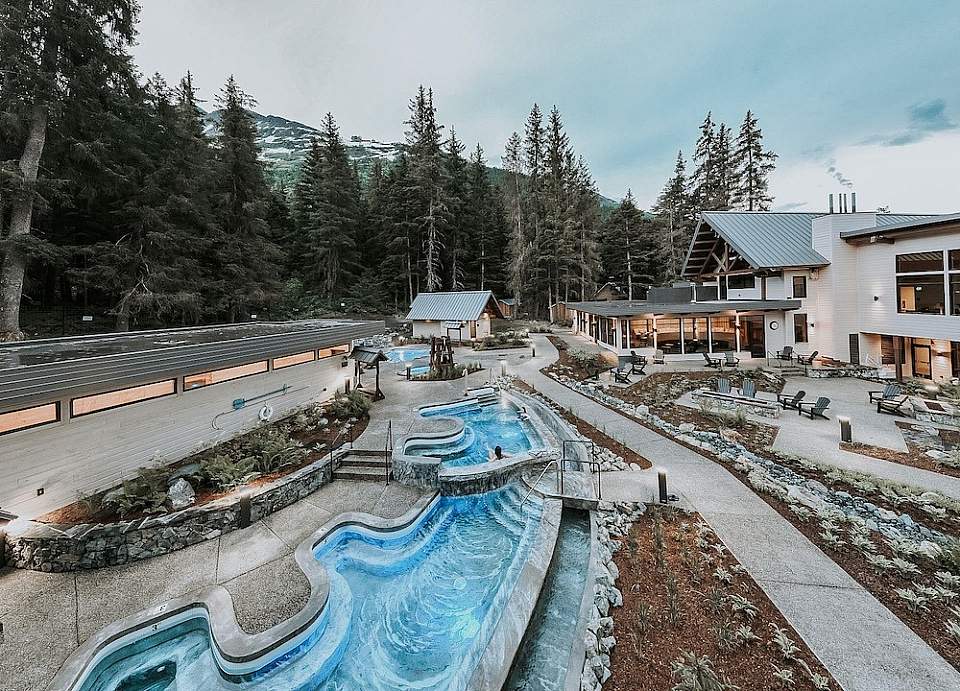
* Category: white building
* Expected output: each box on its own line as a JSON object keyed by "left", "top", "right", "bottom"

{"left": 404, "top": 290, "right": 504, "bottom": 342}
{"left": 567, "top": 207, "right": 960, "bottom": 382}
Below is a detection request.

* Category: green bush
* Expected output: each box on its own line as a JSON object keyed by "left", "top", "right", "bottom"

{"left": 327, "top": 390, "right": 372, "bottom": 420}
{"left": 242, "top": 428, "right": 306, "bottom": 473}
{"left": 103, "top": 466, "right": 171, "bottom": 517}
{"left": 199, "top": 454, "right": 260, "bottom": 492}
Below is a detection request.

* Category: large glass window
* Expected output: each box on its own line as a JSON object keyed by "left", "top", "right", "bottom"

{"left": 896, "top": 251, "right": 943, "bottom": 273}
{"left": 657, "top": 318, "right": 682, "bottom": 353}
{"left": 317, "top": 344, "right": 350, "bottom": 359}
{"left": 953, "top": 275, "right": 960, "bottom": 316}
{"left": 793, "top": 314, "right": 808, "bottom": 343}
{"left": 727, "top": 274, "right": 755, "bottom": 290}
{"left": 738, "top": 315, "right": 765, "bottom": 357}
{"left": 897, "top": 274, "right": 945, "bottom": 314}
{"left": 629, "top": 318, "right": 654, "bottom": 348}
{"left": 683, "top": 317, "right": 709, "bottom": 352}
{"left": 620, "top": 319, "right": 628, "bottom": 349}
{"left": 72, "top": 380, "right": 177, "bottom": 417}
{"left": 273, "top": 350, "right": 316, "bottom": 369}
{"left": 709, "top": 317, "right": 736, "bottom": 352}
{"left": 792, "top": 275, "right": 807, "bottom": 298}
{"left": 0, "top": 402, "right": 60, "bottom": 435}
{"left": 185, "top": 361, "right": 268, "bottom": 389}
{"left": 950, "top": 250, "right": 960, "bottom": 271}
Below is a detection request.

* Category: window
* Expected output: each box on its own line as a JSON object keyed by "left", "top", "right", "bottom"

{"left": 727, "top": 274, "right": 755, "bottom": 290}
{"left": 317, "top": 344, "right": 350, "bottom": 359}
{"left": 793, "top": 314, "right": 808, "bottom": 343}
{"left": 950, "top": 250, "right": 960, "bottom": 271}
{"left": 629, "top": 318, "right": 654, "bottom": 348}
{"left": 657, "top": 318, "right": 682, "bottom": 353}
{"left": 620, "top": 319, "right": 628, "bottom": 348}
{"left": 896, "top": 251, "right": 943, "bottom": 273}
{"left": 273, "top": 350, "right": 316, "bottom": 369}
{"left": 952, "top": 275, "right": 960, "bottom": 316}
{"left": 792, "top": 275, "right": 807, "bottom": 298}
{"left": 683, "top": 317, "right": 709, "bottom": 352}
{"left": 709, "top": 317, "right": 736, "bottom": 352}
{"left": 0, "top": 402, "right": 60, "bottom": 435}
{"left": 184, "top": 361, "right": 268, "bottom": 389}
{"left": 897, "top": 274, "right": 945, "bottom": 315}
{"left": 72, "top": 380, "right": 176, "bottom": 417}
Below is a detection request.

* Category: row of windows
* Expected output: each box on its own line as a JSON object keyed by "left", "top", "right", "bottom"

{"left": 895, "top": 250, "right": 960, "bottom": 316}
{"left": 0, "top": 344, "right": 350, "bottom": 436}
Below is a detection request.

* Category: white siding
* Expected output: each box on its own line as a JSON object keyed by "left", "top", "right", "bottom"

{"left": 411, "top": 318, "right": 490, "bottom": 341}
{"left": 0, "top": 357, "right": 350, "bottom": 518}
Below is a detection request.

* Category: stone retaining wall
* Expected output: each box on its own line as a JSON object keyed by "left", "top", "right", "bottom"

{"left": 691, "top": 389, "right": 782, "bottom": 419}
{"left": 3, "top": 451, "right": 341, "bottom": 572}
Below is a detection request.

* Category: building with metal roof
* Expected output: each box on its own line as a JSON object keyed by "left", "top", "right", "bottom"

{"left": 0, "top": 318, "right": 383, "bottom": 518}
{"left": 404, "top": 291, "right": 504, "bottom": 341}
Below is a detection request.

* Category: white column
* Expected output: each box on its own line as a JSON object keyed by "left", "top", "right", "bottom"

{"left": 735, "top": 313, "right": 741, "bottom": 352}
{"left": 652, "top": 316, "right": 658, "bottom": 350}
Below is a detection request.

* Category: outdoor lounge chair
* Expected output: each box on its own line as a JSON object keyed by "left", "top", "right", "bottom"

{"left": 798, "top": 396, "right": 830, "bottom": 419}
{"left": 868, "top": 383, "right": 901, "bottom": 404}
{"left": 716, "top": 378, "right": 732, "bottom": 394}
{"left": 777, "top": 390, "right": 805, "bottom": 410}
{"left": 741, "top": 379, "right": 757, "bottom": 398}
{"left": 629, "top": 350, "right": 647, "bottom": 375}
{"left": 703, "top": 352, "right": 722, "bottom": 369}
{"left": 613, "top": 368, "right": 632, "bottom": 385}
{"left": 775, "top": 345, "right": 794, "bottom": 361}
{"left": 653, "top": 349, "right": 665, "bottom": 365}
{"left": 796, "top": 350, "right": 818, "bottom": 366}
{"left": 724, "top": 352, "right": 740, "bottom": 368}
{"left": 877, "top": 395, "right": 910, "bottom": 417}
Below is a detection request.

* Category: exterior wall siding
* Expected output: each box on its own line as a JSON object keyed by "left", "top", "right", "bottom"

{"left": 0, "top": 356, "right": 350, "bottom": 518}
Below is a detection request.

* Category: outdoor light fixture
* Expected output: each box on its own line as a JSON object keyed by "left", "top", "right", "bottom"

{"left": 405, "top": 362, "right": 412, "bottom": 380}
{"left": 874, "top": 295, "right": 880, "bottom": 301}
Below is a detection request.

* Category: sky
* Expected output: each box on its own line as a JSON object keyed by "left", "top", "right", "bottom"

{"left": 132, "top": 0, "right": 960, "bottom": 213}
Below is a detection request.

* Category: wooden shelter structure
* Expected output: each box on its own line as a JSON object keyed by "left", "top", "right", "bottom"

{"left": 349, "top": 346, "right": 390, "bottom": 401}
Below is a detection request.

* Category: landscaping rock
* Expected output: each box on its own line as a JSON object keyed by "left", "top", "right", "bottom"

{"left": 166, "top": 479, "right": 196, "bottom": 510}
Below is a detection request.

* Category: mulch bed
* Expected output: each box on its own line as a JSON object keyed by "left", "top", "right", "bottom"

{"left": 543, "top": 335, "right": 617, "bottom": 381}
{"left": 609, "top": 507, "right": 837, "bottom": 690}
{"left": 511, "top": 378, "right": 651, "bottom": 469}
{"left": 840, "top": 441, "right": 960, "bottom": 480}
{"left": 36, "top": 414, "right": 369, "bottom": 525}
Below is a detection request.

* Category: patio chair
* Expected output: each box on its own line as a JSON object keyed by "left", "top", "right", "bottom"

{"left": 877, "top": 395, "right": 910, "bottom": 417}
{"left": 868, "top": 383, "right": 901, "bottom": 404}
{"left": 724, "top": 352, "right": 740, "bottom": 368}
{"left": 613, "top": 368, "right": 632, "bottom": 385}
{"left": 777, "top": 390, "right": 805, "bottom": 410}
{"left": 703, "top": 352, "right": 722, "bottom": 369}
{"left": 652, "top": 349, "right": 665, "bottom": 365}
{"left": 796, "top": 350, "right": 819, "bottom": 366}
{"left": 716, "top": 378, "right": 732, "bottom": 394}
{"left": 629, "top": 351, "right": 647, "bottom": 375}
{"left": 741, "top": 379, "right": 757, "bottom": 398}
{"left": 775, "top": 345, "right": 794, "bottom": 361}
{"left": 798, "top": 396, "right": 830, "bottom": 419}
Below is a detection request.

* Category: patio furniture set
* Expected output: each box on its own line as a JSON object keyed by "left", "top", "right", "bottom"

{"left": 776, "top": 345, "right": 819, "bottom": 366}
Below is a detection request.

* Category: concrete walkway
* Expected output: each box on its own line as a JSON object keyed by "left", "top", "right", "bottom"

{"left": 520, "top": 334, "right": 960, "bottom": 691}
{"left": 0, "top": 480, "right": 428, "bottom": 691}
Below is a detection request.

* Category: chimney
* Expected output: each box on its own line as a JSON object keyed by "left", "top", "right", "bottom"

{"left": 828, "top": 194, "right": 834, "bottom": 214}
{"left": 851, "top": 192, "right": 857, "bottom": 213}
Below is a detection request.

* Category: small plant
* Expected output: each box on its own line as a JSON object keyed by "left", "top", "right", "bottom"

{"left": 849, "top": 532, "right": 876, "bottom": 553}
{"left": 670, "top": 651, "right": 737, "bottom": 691}
{"left": 199, "top": 454, "right": 260, "bottom": 492}
{"left": 768, "top": 623, "right": 800, "bottom": 660}
{"left": 707, "top": 587, "right": 726, "bottom": 615}
{"left": 796, "top": 660, "right": 831, "bottom": 690}
{"left": 819, "top": 529, "right": 846, "bottom": 552}
{"left": 788, "top": 502, "right": 811, "bottom": 521}
{"left": 728, "top": 594, "right": 758, "bottom": 620}
{"left": 946, "top": 617, "right": 960, "bottom": 643}
{"left": 770, "top": 664, "right": 795, "bottom": 688}
{"left": 865, "top": 553, "right": 895, "bottom": 573}
{"left": 327, "top": 390, "right": 372, "bottom": 420}
{"left": 935, "top": 570, "right": 960, "bottom": 588}
{"left": 890, "top": 557, "right": 921, "bottom": 578}
{"left": 735, "top": 624, "right": 760, "bottom": 645}
{"left": 714, "top": 620, "right": 738, "bottom": 651}
{"left": 103, "top": 466, "right": 172, "bottom": 517}
{"left": 636, "top": 602, "right": 652, "bottom": 636}
{"left": 713, "top": 566, "right": 733, "bottom": 585}
{"left": 893, "top": 587, "right": 929, "bottom": 613}
{"left": 666, "top": 574, "right": 682, "bottom": 627}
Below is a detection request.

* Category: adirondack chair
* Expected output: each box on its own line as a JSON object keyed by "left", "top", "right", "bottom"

{"left": 703, "top": 352, "right": 722, "bottom": 369}
{"left": 716, "top": 378, "right": 732, "bottom": 394}
{"left": 776, "top": 345, "right": 794, "bottom": 361}
{"left": 613, "top": 368, "right": 632, "bottom": 385}
{"left": 796, "top": 350, "right": 819, "bottom": 366}
{"left": 877, "top": 395, "right": 910, "bottom": 416}
{"left": 629, "top": 350, "right": 647, "bottom": 375}
{"left": 776, "top": 390, "right": 805, "bottom": 410}
{"left": 652, "top": 349, "right": 665, "bottom": 365}
{"left": 741, "top": 379, "right": 757, "bottom": 398}
{"left": 798, "top": 396, "right": 830, "bottom": 419}
{"left": 724, "top": 352, "right": 740, "bottom": 368}
{"left": 869, "top": 383, "right": 901, "bottom": 404}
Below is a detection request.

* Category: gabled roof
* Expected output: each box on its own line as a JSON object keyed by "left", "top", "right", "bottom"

{"left": 404, "top": 291, "right": 503, "bottom": 321}
{"left": 687, "top": 212, "right": 829, "bottom": 276}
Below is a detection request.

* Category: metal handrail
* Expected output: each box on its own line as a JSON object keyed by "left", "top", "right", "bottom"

{"left": 559, "top": 458, "right": 603, "bottom": 500}
{"left": 522, "top": 459, "right": 560, "bottom": 506}
{"left": 384, "top": 420, "right": 393, "bottom": 484}
{"left": 327, "top": 424, "right": 355, "bottom": 465}
{"left": 560, "top": 439, "right": 602, "bottom": 499}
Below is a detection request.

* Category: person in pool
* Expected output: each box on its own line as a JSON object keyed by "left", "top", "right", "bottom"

{"left": 518, "top": 406, "right": 530, "bottom": 422}
{"left": 488, "top": 445, "right": 507, "bottom": 461}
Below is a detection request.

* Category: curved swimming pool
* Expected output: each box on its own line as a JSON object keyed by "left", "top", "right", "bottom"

{"left": 74, "top": 486, "right": 543, "bottom": 691}
{"left": 384, "top": 346, "right": 430, "bottom": 363}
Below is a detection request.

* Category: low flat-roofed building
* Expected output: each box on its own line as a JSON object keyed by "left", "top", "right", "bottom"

{"left": 0, "top": 318, "right": 383, "bottom": 518}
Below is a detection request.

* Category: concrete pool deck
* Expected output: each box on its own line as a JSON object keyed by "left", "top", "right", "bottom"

{"left": 0, "top": 479, "right": 429, "bottom": 691}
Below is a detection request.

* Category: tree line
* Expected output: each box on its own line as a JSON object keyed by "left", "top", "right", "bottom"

{"left": 0, "top": 2, "right": 778, "bottom": 340}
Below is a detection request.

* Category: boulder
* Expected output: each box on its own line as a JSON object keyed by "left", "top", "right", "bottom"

{"left": 166, "top": 479, "right": 196, "bottom": 511}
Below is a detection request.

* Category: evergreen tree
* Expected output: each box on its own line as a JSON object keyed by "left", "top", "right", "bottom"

{"left": 599, "top": 190, "right": 655, "bottom": 300}
{"left": 711, "top": 122, "right": 734, "bottom": 210}
{"left": 732, "top": 110, "right": 777, "bottom": 211}
{"left": 690, "top": 112, "right": 716, "bottom": 213}
{"left": 503, "top": 131, "right": 530, "bottom": 314}
{"left": 651, "top": 151, "right": 693, "bottom": 281}
{"left": 442, "top": 127, "right": 468, "bottom": 289}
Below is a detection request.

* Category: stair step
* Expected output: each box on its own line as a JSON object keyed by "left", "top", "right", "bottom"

{"left": 339, "top": 458, "right": 391, "bottom": 469}
{"left": 347, "top": 448, "right": 391, "bottom": 457}
{"left": 333, "top": 466, "right": 392, "bottom": 481}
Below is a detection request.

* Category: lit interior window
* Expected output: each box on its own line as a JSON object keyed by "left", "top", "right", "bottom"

{"left": 273, "top": 350, "right": 316, "bottom": 369}
{"left": 72, "top": 380, "right": 177, "bottom": 417}
{"left": 317, "top": 344, "right": 350, "bottom": 359}
{"left": 0, "top": 402, "right": 60, "bottom": 435}
{"left": 184, "top": 361, "right": 268, "bottom": 389}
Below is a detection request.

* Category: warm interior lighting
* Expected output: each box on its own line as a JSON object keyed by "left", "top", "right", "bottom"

{"left": 0, "top": 403, "right": 60, "bottom": 435}
{"left": 317, "top": 344, "right": 350, "bottom": 359}
{"left": 273, "top": 350, "right": 315, "bottom": 369}
{"left": 184, "top": 361, "right": 268, "bottom": 389}
{"left": 72, "top": 380, "right": 176, "bottom": 417}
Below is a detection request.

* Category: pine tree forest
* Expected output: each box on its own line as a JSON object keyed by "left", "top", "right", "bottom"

{"left": 0, "top": 3, "right": 777, "bottom": 340}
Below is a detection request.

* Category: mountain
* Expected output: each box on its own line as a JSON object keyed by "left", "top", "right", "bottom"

{"left": 202, "top": 109, "right": 617, "bottom": 208}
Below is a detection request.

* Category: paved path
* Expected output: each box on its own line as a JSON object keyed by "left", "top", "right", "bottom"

{"left": 520, "top": 334, "right": 960, "bottom": 691}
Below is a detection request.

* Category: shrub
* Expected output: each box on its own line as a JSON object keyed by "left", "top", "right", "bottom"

{"left": 103, "top": 467, "right": 171, "bottom": 517}
{"left": 327, "top": 390, "right": 372, "bottom": 420}
{"left": 243, "top": 428, "right": 306, "bottom": 473}
{"left": 199, "top": 454, "right": 260, "bottom": 492}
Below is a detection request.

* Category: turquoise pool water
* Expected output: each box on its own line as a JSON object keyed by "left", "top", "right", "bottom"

{"left": 76, "top": 486, "right": 543, "bottom": 691}
{"left": 411, "top": 400, "right": 540, "bottom": 467}
{"left": 385, "top": 346, "right": 430, "bottom": 363}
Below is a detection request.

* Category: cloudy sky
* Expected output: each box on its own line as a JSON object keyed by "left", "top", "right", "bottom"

{"left": 133, "top": 0, "right": 960, "bottom": 212}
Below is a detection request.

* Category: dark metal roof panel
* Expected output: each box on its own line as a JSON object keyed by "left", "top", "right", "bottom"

{"left": 698, "top": 212, "right": 829, "bottom": 269}
{"left": 349, "top": 346, "right": 389, "bottom": 364}
{"left": 565, "top": 299, "right": 802, "bottom": 318}
{"left": 0, "top": 320, "right": 383, "bottom": 413}
{"left": 404, "top": 291, "right": 503, "bottom": 320}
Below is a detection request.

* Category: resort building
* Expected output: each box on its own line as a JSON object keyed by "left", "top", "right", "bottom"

{"left": 0, "top": 319, "right": 383, "bottom": 519}
{"left": 405, "top": 290, "right": 504, "bottom": 341}
{"left": 567, "top": 206, "right": 960, "bottom": 380}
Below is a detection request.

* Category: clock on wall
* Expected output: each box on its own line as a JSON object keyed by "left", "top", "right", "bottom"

{"left": 770, "top": 320, "right": 779, "bottom": 330}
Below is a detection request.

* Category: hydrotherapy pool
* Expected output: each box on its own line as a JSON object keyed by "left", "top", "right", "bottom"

{"left": 384, "top": 346, "right": 430, "bottom": 363}
{"left": 74, "top": 486, "right": 543, "bottom": 691}
{"left": 411, "top": 399, "right": 543, "bottom": 467}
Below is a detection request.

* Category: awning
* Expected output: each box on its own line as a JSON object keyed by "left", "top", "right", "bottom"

{"left": 349, "top": 346, "right": 390, "bottom": 364}
{"left": 443, "top": 321, "right": 464, "bottom": 329}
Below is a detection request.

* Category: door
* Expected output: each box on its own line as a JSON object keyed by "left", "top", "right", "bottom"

{"left": 848, "top": 334, "right": 860, "bottom": 365}
{"left": 912, "top": 344, "right": 932, "bottom": 379}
